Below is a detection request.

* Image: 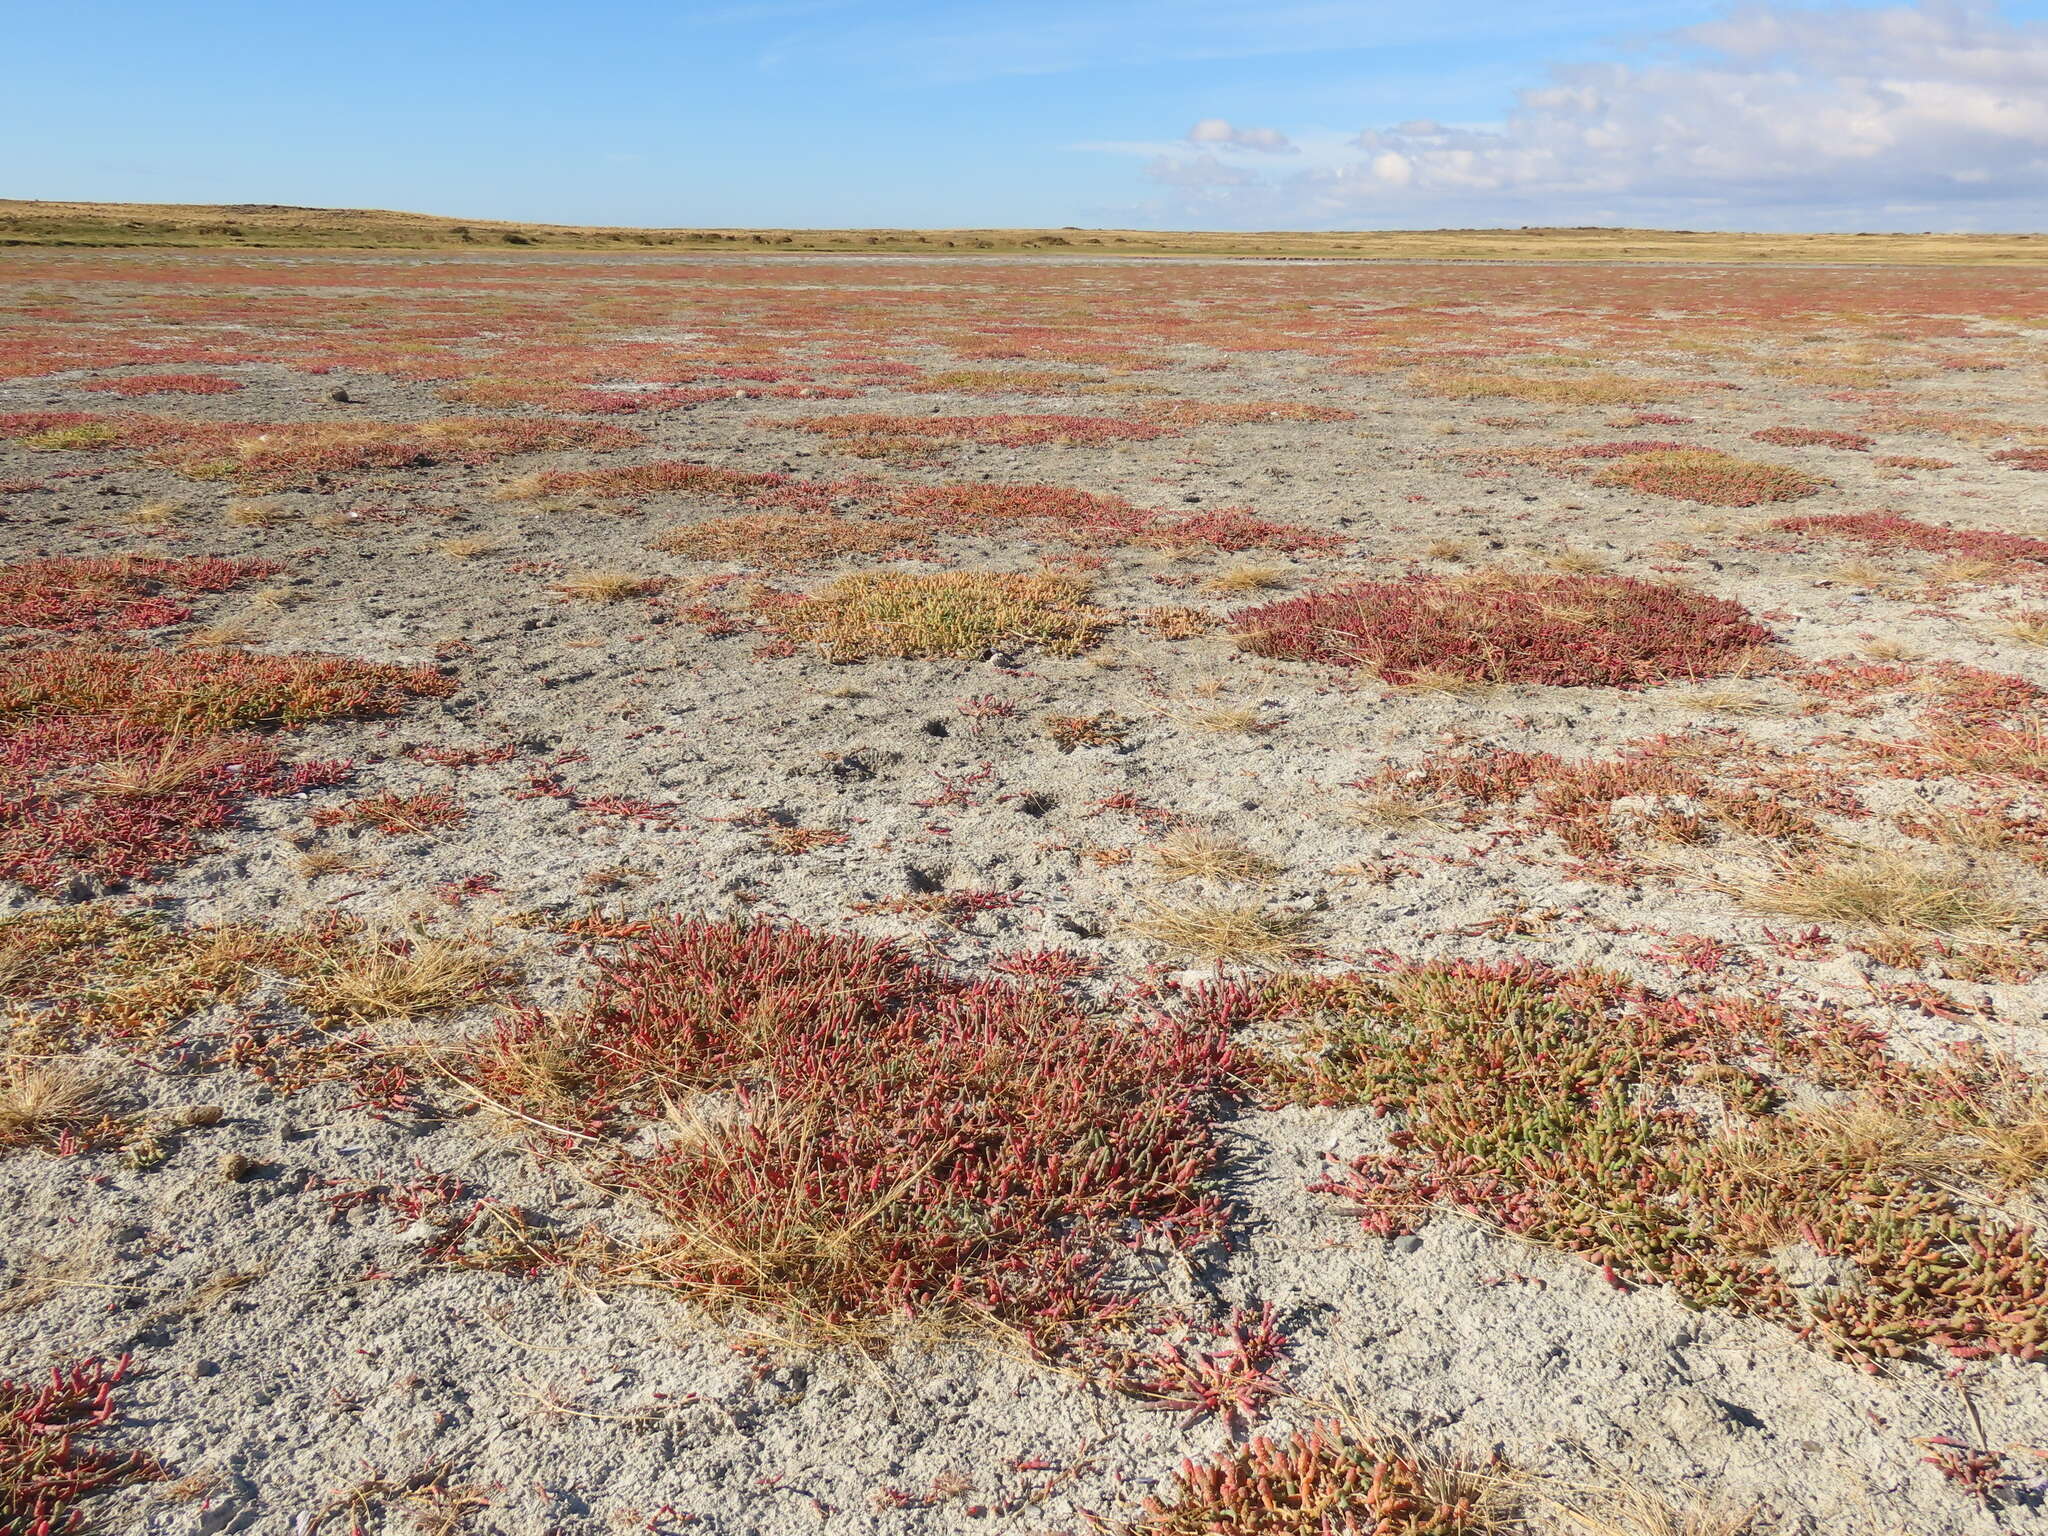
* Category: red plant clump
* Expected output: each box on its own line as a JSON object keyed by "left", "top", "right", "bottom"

{"left": 1125, "top": 1421, "right": 1492, "bottom": 1534}
{"left": 1, "top": 556, "right": 281, "bottom": 634}
{"left": 79, "top": 374, "right": 245, "bottom": 396}
{"left": 0, "top": 634, "right": 450, "bottom": 892}
{"left": 1085, "top": 1304, "right": 1290, "bottom": 1432}
{"left": 1750, "top": 426, "right": 1874, "bottom": 451}
{"left": 0, "top": 413, "right": 101, "bottom": 439}
{"left": 1232, "top": 573, "right": 1771, "bottom": 687}
{"left": 465, "top": 917, "right": 1238, "bottom": 1345}
{"left": 0, "top": 1356, "right": 163, "bottom": 1536}
{"left": 885, "top": 482, "right": 1339, "bottom": 553}
{"left": 785, "top": 411, "right": 1173, "bottom": 448}
{"left": 1991, "top": 447, "right": 2048, "bottom": 472}
{"left": 1369, "top": 736, "right": 1838, "bottom": 872}
{"left": 311, "top": 790, "right": 467, "bottom": 836}
{"left": 1774, "top": 510, "right": 2048, "bottom": 568}
{"left": 0, "top": 718, "right": 348, "bottom": 893}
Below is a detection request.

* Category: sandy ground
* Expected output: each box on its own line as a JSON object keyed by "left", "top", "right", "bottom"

{"left": 3, "top": 251, "right": 2047, "bottom": 1534}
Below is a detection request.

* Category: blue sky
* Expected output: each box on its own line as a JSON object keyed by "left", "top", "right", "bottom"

{"left": 7, "top": 1, "right": 2048, "bottom": 230}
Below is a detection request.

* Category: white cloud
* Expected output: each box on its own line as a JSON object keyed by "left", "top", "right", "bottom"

{"left": 1127, "top": 2, "right": 2048, "bottom": 228}
{"left": 1187, "top": 118, "right": 1298, "bottom": 153}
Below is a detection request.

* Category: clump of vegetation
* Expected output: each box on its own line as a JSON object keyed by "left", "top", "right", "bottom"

{"left": 0, "top": 905, "right": 278, "bottom": 1049}
{"left": 80, "top": 373, "right": 245, "bottom": 396}
{"left": 1775, "top": 510, "right": 2048, "bottom": 570}
{"left": 1590, "top": 449, "right": 1825, "bottom": 505}
{"left": 508, "top": 458, "right": 854, "bottom": 513}
{"left": 1750, "top": 426, "right": 1873, "bottom": 451}
{"left": 886, "top": 482, "right": 1338, "bottom": 553}
{"left": 1122, "top": 1420, "right": 1503, "bottom": 1534}
{"left": 2, "top": 412, "right": 641, "bottom": 489}
{"left": 1414, "top": 370, "right": 1680, "bottom": 407}
{"left": 904, "top": 368, "right": 1081, "bottom": 394}
{"left": 1127, "top": 899, "right": 1316, "bottom": 966}
{"left": 756, "top": 570, "right": 1112, "bottom": 661}
{"left": 1232, "top": 572, "right": 1771, "bottom": 688}
{"left": 0, "top": 1357, "right": 164, "bottom": 1533}
{"left": 1365, "top": 735, "right": 1834, "bottom": 882}
{"left": 0, "top": 714, "right": 352, "bottom": 892}
{"left": 460, "top": 917, "right": 1237, "bottom": 1343}
{"left": 1151, "top": 830, "right": 1284, "bottom": 885}
{"left": 1732, "top": 850, "right": 2036, "bottom": 934}
{"left": 311, "top": 790, "right": 468, "bottom": 837}
{"left": 553, "top": 570, "right": 665, "bottom": 603}
{"left": 1260, "top": 961, "right": 2048, "bottom": 1364}
{"left": 0, "top": 555, "right": 280, "bottom": 634}
{"left": 0, "top": 552, "right": 453, "bottom": 891}
{"left": 783, "top": 411, "right": 1173, "bottom": 448}
{"left": 651, "top": 513, "right": 924, "bottom": 568}
{"left": 2, "top": 642, "right": 451, "bottom": 733}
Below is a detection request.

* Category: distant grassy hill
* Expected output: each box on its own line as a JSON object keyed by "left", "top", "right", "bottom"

{"left": 3, "top": 199, "right": 2044, "bottom": 264}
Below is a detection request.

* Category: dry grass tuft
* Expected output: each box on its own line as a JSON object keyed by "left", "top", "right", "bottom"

{"left": 1178, "top": 702, "right": 1278, "bottom": 734}
{"left": 0, "top": 1057, "right": 112, "bottom": 1149}
{"left": 761, "top": 570, "right": 1110, "bottom": 661}
{"left": 1732, "top": 851, "right": 2037, "bottom": 934}
{"left": 1656, "top": 685, "right": 1786, "bottom": 716}
{"left": 1825, "top": 558, "right": 1899, "bottom": 590}
{"left": 492, "top": 472, "right": 549, "bottom": 502}
{"left": 1525, "top": 1480, "right": 1762, "bottom": 1536}
{"left": 180, "top": 620, "right": 254, "bottom": 649}
{"left": 223, "top": 498, "right": 291, "bottom": 527}
{"left": 1591, "top": 450, "right": 1825, "bottom": 506}
{"left": 435, "top": 537, "right": 501, "bottom": 560}
{"left": 1127, "top": 898, "right": 1315, "bottom": 965}
{"left": 1543, "top": 548, "right": 1610, "bottom": 575}
{"left": 292, "top": 936, "right": 499, "bottom": 1023}
{"left": 1199, "top": 563, "right": 1290, "bottom": 594}
{"left": 1720, "top": 1084, "right": 2048, "bottom": 1201}
{"left": 1151, "top": 830, "right": 1285, "bottom": 885}
{"left": 1992, "top": 611, "right": 2048, "bottom": 646}
{"left": 554, "top": 570, "right": 663, "bottom": 603}
{"left": 1346, "top": 793, "right": 1452, "bottom": 829}
{"left": 294, "top": 847, "right": 376, "bottom": 879}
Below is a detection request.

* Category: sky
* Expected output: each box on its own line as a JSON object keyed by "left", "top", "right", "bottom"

{"left": 6, "top": 0, "right": 2047, "bottom": 232}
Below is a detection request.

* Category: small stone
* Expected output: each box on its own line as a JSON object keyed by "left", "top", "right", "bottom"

{"left": 326, "top": 385, "right": 351, "bottom": 403}
{"left": 1393, "top": 1235, "right": 1423, "bottom": 1254}
{"left": 176, "top": 1105, "right": 224, "bottom": 1129}
{"left": 218, "top": 1152, "right": 257, "bottom": 1182}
